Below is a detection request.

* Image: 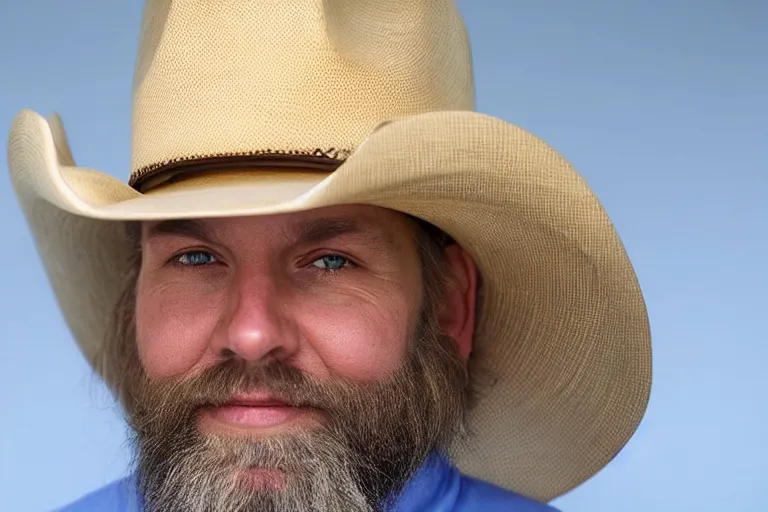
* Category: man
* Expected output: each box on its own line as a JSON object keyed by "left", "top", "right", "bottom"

{"left": 7, "top": 1, "right": 652, "bottom": 511}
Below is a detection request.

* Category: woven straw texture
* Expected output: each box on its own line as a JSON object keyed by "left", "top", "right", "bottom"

{"left": 130, "top": 0, "right": 473, "bottom": 184}
{"left": 6, "top": 0, "right": 651, "bottom": 503}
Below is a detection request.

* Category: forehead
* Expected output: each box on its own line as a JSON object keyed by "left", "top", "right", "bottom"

{"left": 141, "top": 204, "right": 416, "bottom": 248}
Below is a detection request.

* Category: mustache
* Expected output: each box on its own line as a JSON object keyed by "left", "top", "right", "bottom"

{"left": 129, "top": 357, "right": 379, "bottom": 433}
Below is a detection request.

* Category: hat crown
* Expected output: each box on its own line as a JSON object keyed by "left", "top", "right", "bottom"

{"left": 130, "top": 0, "right": 475, "bottom": 188}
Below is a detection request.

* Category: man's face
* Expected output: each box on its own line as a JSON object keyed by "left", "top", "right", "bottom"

{"left": 121, "top": 204, "right": 476, "bottom": 512}
{"left": 136, "top": 204, "right": 424, "bottom": 385}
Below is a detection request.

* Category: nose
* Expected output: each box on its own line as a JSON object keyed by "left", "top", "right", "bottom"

{"left": 210, "top": 273, "right": 300, "bottom": 363}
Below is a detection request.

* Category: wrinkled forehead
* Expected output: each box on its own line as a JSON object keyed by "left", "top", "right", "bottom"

{"left": 138, "top": 203, "right": 420, "bottom": 250}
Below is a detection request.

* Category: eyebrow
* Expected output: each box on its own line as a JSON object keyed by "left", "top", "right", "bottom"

{"left": 143, "top": 216, "right": 395, "bottom": 251}
{"left": 292, "top": 217, "right": 366, "bottom": 244}
{"left": 292, "top": 216, "right": 399, "bottom": 255}
{"left": 144, "top": 219, "right": 215, "bottom": 244}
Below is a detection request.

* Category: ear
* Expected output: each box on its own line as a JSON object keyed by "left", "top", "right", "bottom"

{"left": 438, "top": 244, "right": 478, "bottom": 361}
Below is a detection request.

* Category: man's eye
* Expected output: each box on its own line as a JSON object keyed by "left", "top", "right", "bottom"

{"left": 311, "top": 254, "right": 349, "bottom": 271}
{"left": 174, "top": 251, "right": 218, "bottom": 266}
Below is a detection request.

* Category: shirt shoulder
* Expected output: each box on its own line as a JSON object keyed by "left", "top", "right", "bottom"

{"left": 455, "top": 473, "right": 560, "bottom": 512}
{"left": 53, "top": 477, "right": 139, "bottom": 512}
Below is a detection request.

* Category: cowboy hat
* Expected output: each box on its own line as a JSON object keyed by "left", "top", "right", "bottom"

{"left": 7, "top": 0, "right": 651, "bottom": 503}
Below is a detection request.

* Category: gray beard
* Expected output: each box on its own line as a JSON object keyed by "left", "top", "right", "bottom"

{"left": 125, "top": 316, "right": 470, "bottom": 512}
{"left": 137, "top": 432, "right": 379, "bottom": 512}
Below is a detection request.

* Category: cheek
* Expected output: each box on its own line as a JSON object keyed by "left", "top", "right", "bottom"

{"left": 135, "top": 280, "right": 222, "bottom": 379}
{"left": 298, "top": 286, "right": 414, "bottom": 381}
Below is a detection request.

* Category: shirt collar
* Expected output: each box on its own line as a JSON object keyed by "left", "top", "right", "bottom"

{"left": 388, "top": 451, "right": 461, "bottom": 512}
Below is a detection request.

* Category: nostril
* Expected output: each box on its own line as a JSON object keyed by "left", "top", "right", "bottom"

{"left": 220, "top": 348, "right": 237, "bottom": 359}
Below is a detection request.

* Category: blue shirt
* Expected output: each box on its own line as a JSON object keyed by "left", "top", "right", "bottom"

{"left": 55, "top": 453, "right": 559, "bottom": 511}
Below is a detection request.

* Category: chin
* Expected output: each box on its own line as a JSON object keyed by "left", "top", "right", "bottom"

{"left": 235, "top": 467, "right": 287, "bottom": 492}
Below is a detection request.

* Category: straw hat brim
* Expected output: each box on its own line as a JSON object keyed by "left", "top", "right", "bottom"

{"left": 7, "top": 108, "right": 651, "bottom": 502}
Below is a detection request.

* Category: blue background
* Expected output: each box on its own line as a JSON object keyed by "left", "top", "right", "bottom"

{"left": 1, "top": 1, "right": 766, "bottom": 511}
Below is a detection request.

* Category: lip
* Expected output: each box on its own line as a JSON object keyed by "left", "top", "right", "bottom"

{"left": 198, "top": 392, "right": 316, "bottom": 433}
{"left": 227, "top": 392, "right": 296, "bottom": 407}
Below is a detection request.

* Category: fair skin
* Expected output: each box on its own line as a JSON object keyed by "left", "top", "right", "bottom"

{"left": 135, "top": 204, "right": 478, "bottom": 435}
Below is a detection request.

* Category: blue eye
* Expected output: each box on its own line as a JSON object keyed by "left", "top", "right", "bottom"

{"left": 175, "top": 251, "right": 218, "bottom": 266}
{"left": 311, "top": 254, "right": 349, "bottom": 271}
